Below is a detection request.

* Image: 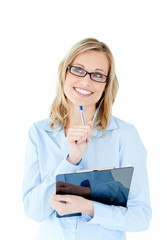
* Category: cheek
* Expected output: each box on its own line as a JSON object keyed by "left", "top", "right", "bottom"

{"left": 63, "top": 76, "right": 75, "bottom": 98}
{"left": 96, "top": 85, "right": 106, "bottom": 101}
{"left": 64, "top": 74, "right": 74, "bottom": 88}
{"left": 63, "top": 82, "right": 68, "bottom": 98}
{"left": 63, "top": 76, "right": 70, "bottom": 91}
{"left": 96, "top": 84, "right": 106, "bottom": 96}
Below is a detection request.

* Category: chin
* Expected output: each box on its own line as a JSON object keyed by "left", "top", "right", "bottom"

{"left": 69, "top": 99, "right": 91, "bottom": 107}
{"left": 67, "top": 96, "right": 97, "bottom": 108}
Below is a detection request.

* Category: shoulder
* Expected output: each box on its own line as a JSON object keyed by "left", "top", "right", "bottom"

{"left": 109, "top": 115, "right": 137, "bottom": 134}
{"left": 28, "top": 118, "right": 52, "bottom": 138}
{"left": 109, "top": 115, "right": 144, "bottom": 144}
{"left": 33, "top": 118, "right": 52, "bottom": 131}
{"left": 111, "top": 115, "right": 146, "bottom": 150}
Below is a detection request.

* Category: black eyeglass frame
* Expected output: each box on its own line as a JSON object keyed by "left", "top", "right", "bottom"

{"left": 67, "top": 65, "right": 109, "bottom": 83}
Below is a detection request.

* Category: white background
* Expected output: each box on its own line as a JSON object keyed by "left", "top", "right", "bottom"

{"left": 0, "top": 0, "right": 167, "bottom": 239}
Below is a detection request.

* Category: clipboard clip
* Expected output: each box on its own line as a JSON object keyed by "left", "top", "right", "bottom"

{"left": 76, "top": 167, "right": 115, "bottom": 173}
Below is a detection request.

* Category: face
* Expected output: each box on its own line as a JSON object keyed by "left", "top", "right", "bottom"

{"left": 64, "top": 50, "right": 109, "bottom": 109}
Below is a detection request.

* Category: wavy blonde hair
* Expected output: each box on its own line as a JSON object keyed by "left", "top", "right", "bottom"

{"left": 49, "top": 38, "right": 119, "bottom": 136}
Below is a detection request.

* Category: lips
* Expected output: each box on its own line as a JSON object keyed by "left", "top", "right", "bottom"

{"left": 74, "top": 87, "right": 94, "bottom": 96}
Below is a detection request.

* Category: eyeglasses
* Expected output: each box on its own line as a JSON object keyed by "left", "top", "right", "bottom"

{"left": 67, "top": 65, "right": 109, "bottom": 83}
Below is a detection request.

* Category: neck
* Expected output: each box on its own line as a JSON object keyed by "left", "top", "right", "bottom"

{"left": 66, "top": 103, "right": 96, "bottom": 128}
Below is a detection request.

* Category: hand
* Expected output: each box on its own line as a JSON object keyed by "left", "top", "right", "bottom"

{"left": 66, "top": 121, "right": 93, "bottom": 165}
{"left": 49, "top": 193, "right": 94, "bottom": 217}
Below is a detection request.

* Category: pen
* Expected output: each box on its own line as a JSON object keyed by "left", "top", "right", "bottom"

{"left": 79, "top": 106, "right": 86, "bottom": 125}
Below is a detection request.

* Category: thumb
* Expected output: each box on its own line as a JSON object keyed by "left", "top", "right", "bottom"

{"left": 87, "top": 120, "right": 93, "bottom": 129}
{"left": 86, "top": 121, "right": 93, "bottom": 142}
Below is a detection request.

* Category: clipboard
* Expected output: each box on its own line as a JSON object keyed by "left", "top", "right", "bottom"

{"left": 56, "top": 166, "right": 134, "bottom": 218}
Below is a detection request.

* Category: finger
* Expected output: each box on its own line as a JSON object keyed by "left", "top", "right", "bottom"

{"left": 50, "top": 192, "right": 56, "bottom": 198}
{"left": 68, "top": 131, "right": 87, "bottom": 138}
{"left": 68, "top": 136, "right": 86, "bottom": 144}
{"left": 86, "top": 121, "right": 93, "bottom": 142}
{"left": 49, "top": 198, "right": 65, "bottom": 214}
{"left": 67, "top": 134, "right": 87, "bottom": 143}
{"left": 68, "top": 126, "right": 91, "bottom": 136}
{"left": 71, "top": 121, "right": 93, "bottom": 129}
{"left": 53, "top": 194, "right": 73, "bottom": 203}
{"left": 50, "top": 197, "right": 66, "bottom": 206}
{"left": 71, "top": 126, "right": 92, "bottom": 131}
{"left": 87, "top": 121, "right": 93, "bottom": 129}
{"left": 53, "top": 201, "right": 69, "bottom": 216}
{"left": 67, "top": 129, "right": 88, "bottom": 138}
{"left": 68, "top": 127, "right": 89, "bottom": 131}
{"left": 67, "top": 126, "right": 92, "bottom": 143}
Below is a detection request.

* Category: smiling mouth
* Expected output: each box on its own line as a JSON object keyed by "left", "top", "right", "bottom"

{"left": 74, "top": 87, "right": 94, "bottom": 95}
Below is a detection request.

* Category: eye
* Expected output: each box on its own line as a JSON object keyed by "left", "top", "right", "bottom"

{"left": 92, "top": 73, "right": 103, "bottom": 78}
{"left": 73, "top": 67, "right": 84, "bottom": 74}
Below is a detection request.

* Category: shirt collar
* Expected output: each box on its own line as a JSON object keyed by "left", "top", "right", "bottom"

{"left": 43, "top": 109, "right": 119, "bottom": 136}
{"left": 93, "top": 114, "right": 119, "bottom": 137}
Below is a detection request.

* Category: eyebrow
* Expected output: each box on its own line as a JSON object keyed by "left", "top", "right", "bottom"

{"left": 73, "top": 63, "right": 106, "bottom": 75}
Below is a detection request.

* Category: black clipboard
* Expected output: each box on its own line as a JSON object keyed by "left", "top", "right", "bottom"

{"left": 56, "top": 166, "right": 134, "bottom": 218}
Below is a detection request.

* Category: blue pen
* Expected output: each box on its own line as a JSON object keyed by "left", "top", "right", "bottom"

{"left": 79, "top": 106, "right": 86, "bottom": 125}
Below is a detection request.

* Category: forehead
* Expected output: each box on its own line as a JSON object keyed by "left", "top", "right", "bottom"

{"left": 72, "top": 50, "right": 109, "bottom": 73}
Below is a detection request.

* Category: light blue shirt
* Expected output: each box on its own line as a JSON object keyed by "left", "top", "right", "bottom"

{"left": 22, "top": 113, "right": 152, "bottom": 240}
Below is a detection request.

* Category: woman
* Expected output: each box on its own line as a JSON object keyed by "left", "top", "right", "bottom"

{"left": 22, "top": 38, "right": 152, "bottom": 240}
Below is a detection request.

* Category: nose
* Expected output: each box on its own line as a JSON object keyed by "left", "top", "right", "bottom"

{"left": 80, "top": 73, "right": 92, "bottom": 85}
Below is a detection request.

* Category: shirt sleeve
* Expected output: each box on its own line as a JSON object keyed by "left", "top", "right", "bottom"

{"left": 22, "top": 124, "right": 82, "bottom": 222}
{"left": 82, "top": 124, "right": 152, "bottom": 232}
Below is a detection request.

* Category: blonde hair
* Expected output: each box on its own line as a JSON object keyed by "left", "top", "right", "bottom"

{"left": 49, "top": 38, "right": 119, "bottom": 136}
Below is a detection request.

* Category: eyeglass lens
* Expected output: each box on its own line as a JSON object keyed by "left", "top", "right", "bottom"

{"left": 70, "top": 66, "right": 107, "bottom": 83}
